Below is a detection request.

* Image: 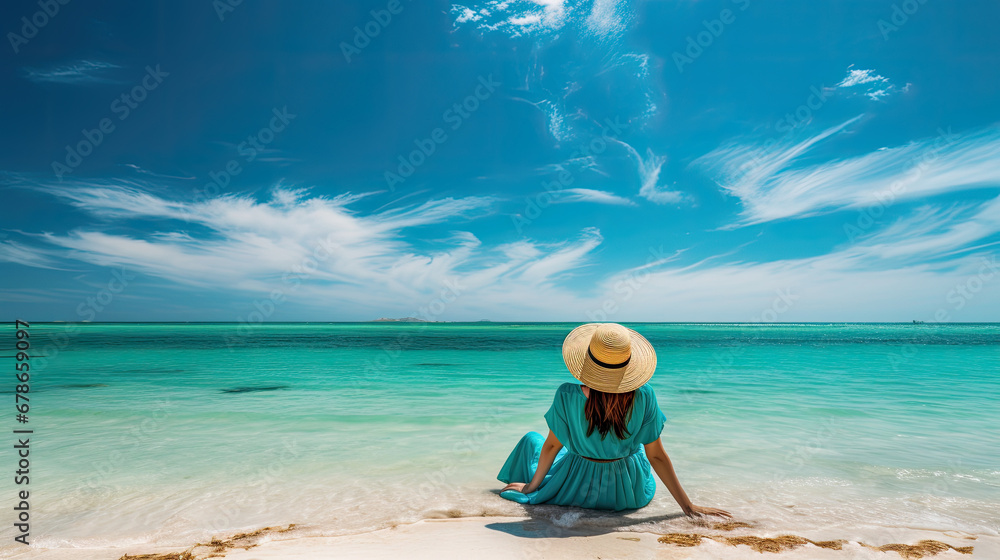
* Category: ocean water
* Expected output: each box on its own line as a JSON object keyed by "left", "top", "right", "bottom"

{"left": 3, "top": 322, "right": 999, "bottom": 553}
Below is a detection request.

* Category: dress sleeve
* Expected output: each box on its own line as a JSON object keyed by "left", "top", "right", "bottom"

{"left": 634, "top": 387, "right": 667, "bottom": 445}
{"left": 543, "top": 386, "right": 571, "bottom": 445}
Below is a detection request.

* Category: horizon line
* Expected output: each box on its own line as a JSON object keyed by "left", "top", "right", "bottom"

{"left": 15, "top": 321, "right": 1000, "bottom": 325}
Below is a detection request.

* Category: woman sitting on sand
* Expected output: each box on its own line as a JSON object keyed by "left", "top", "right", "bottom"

{"left": 498, "top": 323, "right": 731, "bottom": 518}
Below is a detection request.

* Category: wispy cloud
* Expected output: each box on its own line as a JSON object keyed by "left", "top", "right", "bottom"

{"left": 5, "top": 177, "right": 999, "bottom": 321}
{"left": 866, "top": 89, "right": 890, "bottom": 101}
{"left": 452, "top": 0, "right": 655, "bottom": 143}
{"left": 836, "top": 66, "right": 897, "bottom": 101}
{"left": 537, "top": 99, "right": 572, "bottom": 142}
{"left": 612, "top": 140, "right": 691, "bottom": 205}
{"left": 695, "top": 118, "right": 1000, "bottom": 225}
{"left": 592, "top": 196, "right": 1000, "bottom": 321}
{"left": 518, "top": 227, "right": 602, "bottom": 284}
{"left": 837, "top": 68, "right": 887, "bottom": 88}
{"left": 841, "top": 197, "right": 1000, "bottom": 263}
{"left": 585, "top": 0, "right": 629, "bottom": 39}
{"left": 0, "top": 239, "right": 58, "bottom": 269}
{"left": 451, "top": 0, "right": 569, "bottom": 37}
{"left": 26, "top": 183, "right": 495, "bottom": 291}
{"left": 550, "top": 188, "right": 635, "bottom": 206}
{"left": 23, "top": 60, "right": 122, "bottom": 85}
{"left": 120, "top": 164, "right": 196, "bottom": 181}
{"left": 9, "top": 179, "right": 610, "bottom": 317}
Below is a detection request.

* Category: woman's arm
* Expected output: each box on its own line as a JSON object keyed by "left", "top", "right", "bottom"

{"left": 501, "top": 430, "right": 563, "bottom": 494}
{"left": 643, "top": 437, "right": 731, "bottom": 518}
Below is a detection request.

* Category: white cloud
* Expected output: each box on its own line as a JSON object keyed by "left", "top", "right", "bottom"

{"left": 0, "top": 240, "right": 58, "bottom": 269}
{"left": 611, "top": 140, "right": 691, "bottom": 205}
{"left": 538, "top": 99, "right": 572, "bottom": 141}
{"left": 451, "top": 0, "right": 615, "bottom": 39}
{"left": 843, "top": 198, "right": 1000, "bottom": 263}
{"left": 550, "top": 188, "right": 636, "bottom": 206}
{"left": 530, "top": 0, "right": 567, "bottom": 27}
{"left": 7, "top": 178, "right": 1000, "bottom": 321}
{"left": 837, "top": 68, "right": 887, "bottom": 88}
{"left": 866, "top": 89, "right": 889, "bottom": 101}
{"left": 509, "top": 14, "right": 542, "bottom": 25}
{"left": 29, "top": 182, "right": 493, "bottom": 288}
{"left": 12, "top": 180, "right": 613, "bottom": 318}
{"left": 695, "top": 119, "right": 1000, "bottom": 225}
{"left": 597, "top": 252, "right": 999, "bottom": 322}
{"left": 591, "top": 197, "right": 1000, "bottom": 322}
{"left": 454, "top": 7, "right": 481, "bottom": 23}
{"left": 837, "top": 66, "right": 896, "bottom": 101}
{"left": 451, "top": 0, "right": 568, "bottom": 36}
{"left": 23, "top": 60, "right": 121, "bottom": 85}
{"left": 518, "top": 227, "right": 602, "bottom": 285}
{"left": 585, "top": 0, "right": 628, "bottom": 38}
{"left": 451, "top": 0, "right": 658, "bottom": 201}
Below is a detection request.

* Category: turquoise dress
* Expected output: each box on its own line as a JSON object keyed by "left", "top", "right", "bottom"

{"left": 497, "top": 382, "right": 667, "bottom": 511}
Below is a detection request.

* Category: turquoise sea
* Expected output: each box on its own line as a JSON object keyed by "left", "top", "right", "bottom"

{"left": 4, "top": 322, "right": 999, "bottom": 552}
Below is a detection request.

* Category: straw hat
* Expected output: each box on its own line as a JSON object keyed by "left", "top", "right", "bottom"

{"left": 562, "top": 323, "right": 656, "bottom": 393}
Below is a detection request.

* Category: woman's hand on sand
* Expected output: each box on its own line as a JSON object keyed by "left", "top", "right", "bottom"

{"left": 501, "top": 482, "right": 529, "bottom": 494}
{"left": 683, "top": 504, "right": 732, "bottom": 518}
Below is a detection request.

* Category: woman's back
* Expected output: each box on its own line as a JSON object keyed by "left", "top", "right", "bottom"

{"left": 546, "top": 382, "right": 665, "bottom": 460}
{"left": 497, "top": 382, "right": 667, "bottom": 511}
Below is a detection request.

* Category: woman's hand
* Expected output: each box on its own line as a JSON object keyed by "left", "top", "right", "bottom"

{"left": 501, "top": 482, "right": 530, "bottom": 494}
{"left": 683, "top": 504, "right": 732, "bottom": 518}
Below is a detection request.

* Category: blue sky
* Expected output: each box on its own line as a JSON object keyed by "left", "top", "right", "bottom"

{"left": 2, "top": 0, "right": 999, "bottom": 322}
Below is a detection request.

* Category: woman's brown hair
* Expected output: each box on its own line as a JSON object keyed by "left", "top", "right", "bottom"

{"left": 584, "top": 387, "right": 636, "bottom": 439}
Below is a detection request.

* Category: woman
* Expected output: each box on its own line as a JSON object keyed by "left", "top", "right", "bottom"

{"left": 497, "top": 323, "right": 731, "bottom": 518}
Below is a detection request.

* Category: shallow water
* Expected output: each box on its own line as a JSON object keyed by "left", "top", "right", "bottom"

{"left": 4, "top": 322, "right": 999, "bottom": 551}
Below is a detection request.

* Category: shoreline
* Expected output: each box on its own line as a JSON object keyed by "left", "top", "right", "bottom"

{"left": 11, "top": 515, "right": 993, "bottom": 560}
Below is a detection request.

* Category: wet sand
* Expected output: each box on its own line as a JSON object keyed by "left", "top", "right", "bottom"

{"left": 12, "top": 516, "right": 994, "bottom": 560}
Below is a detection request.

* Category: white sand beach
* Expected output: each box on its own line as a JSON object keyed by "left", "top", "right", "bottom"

{"left": 13, "top": 516, "right": 993, "bottom": 560}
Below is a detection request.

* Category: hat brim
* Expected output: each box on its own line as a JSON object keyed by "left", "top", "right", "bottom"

{"left": 562, "top": 323, "right": 657, "bottom": 393}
